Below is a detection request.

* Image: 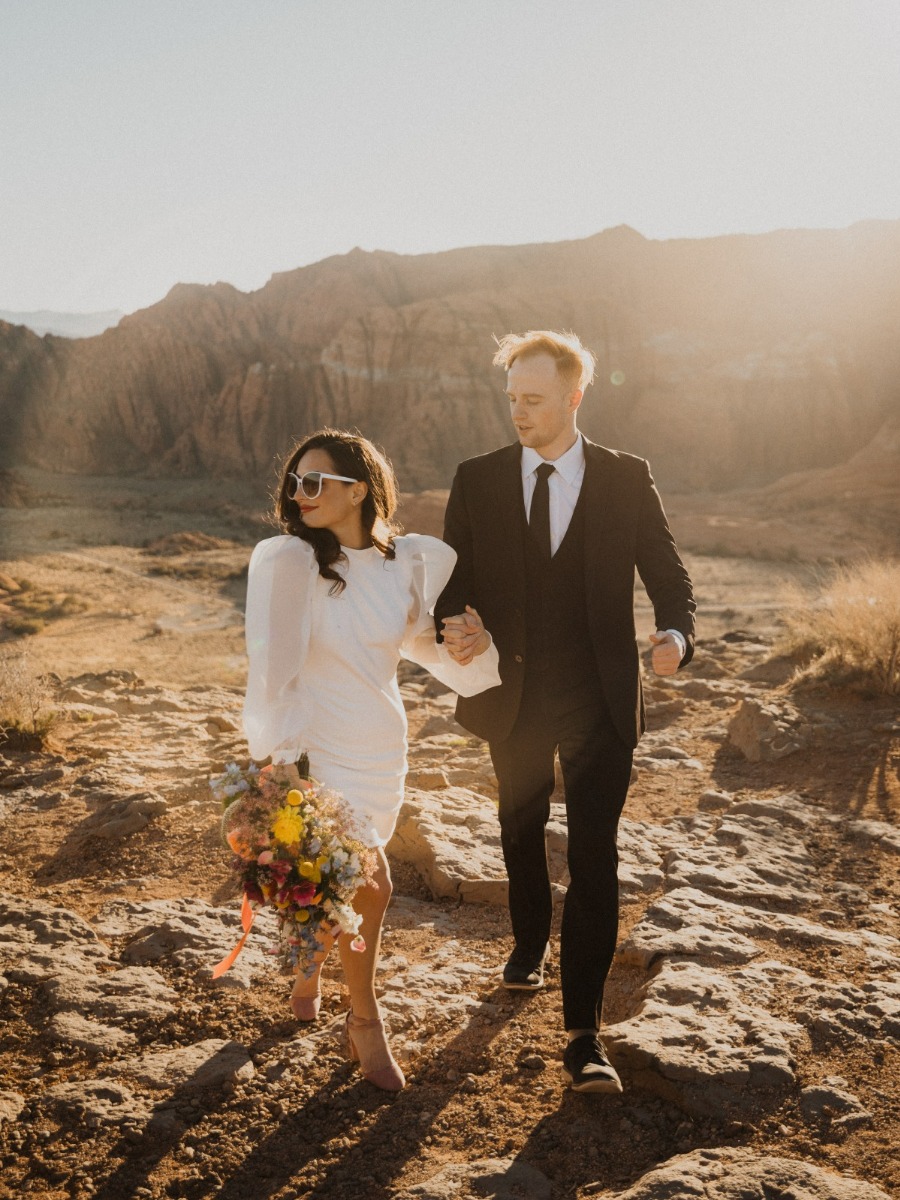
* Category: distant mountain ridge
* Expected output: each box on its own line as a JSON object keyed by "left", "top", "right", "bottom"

{"left": 0, "top": 309, "right": 124, "bottom": 339}
{"left": 1, "top": 221, "right": 899, "bottom": 492}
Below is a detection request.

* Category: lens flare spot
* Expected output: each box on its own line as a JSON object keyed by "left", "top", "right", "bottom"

{"left": 610, "top": 370, "right": 626, "bottom": 386}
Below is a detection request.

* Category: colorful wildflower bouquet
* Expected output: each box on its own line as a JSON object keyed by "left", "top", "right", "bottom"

{"left": 210, "top": 761, "right": 376, "bottom": 979}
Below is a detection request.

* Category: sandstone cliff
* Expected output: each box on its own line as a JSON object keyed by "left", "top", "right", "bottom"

{"left": 2, "top": 221, "right": 899, "bottom": 491}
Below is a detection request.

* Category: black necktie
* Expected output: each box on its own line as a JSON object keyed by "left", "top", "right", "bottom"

{"left": 530, "top": 462, "right": 555, "bottom": 558}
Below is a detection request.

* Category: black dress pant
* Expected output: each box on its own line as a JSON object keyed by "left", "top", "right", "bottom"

{"left": 488, "top": 677, "right": 633, "bottom": 1030}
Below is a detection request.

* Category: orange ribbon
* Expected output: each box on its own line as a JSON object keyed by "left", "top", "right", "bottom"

{"left": 212, "top": 893, "right": 256, "bottom": 979}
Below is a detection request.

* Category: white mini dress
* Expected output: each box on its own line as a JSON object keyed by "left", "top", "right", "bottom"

{"left": 242, "top": 533, "right": 501, "bottom": 847}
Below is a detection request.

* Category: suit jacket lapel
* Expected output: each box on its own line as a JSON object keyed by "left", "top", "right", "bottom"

{"left": 493, "top": 443, "right": 527, "bottom": 588}
{"left": 580, "top": 437, "right": 615, "bottom": 601}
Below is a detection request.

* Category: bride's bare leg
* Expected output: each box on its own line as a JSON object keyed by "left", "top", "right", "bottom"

{"left": 338, "top": 846, "right": 404, "bottom": 1089}
{"left": 290, "top": 930, "right": 334, "bottom": 1020}
{"left": 338, "top": 846, "right": 392, "bottom": 1020}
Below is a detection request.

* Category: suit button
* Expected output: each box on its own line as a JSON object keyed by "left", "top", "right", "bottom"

{"left": 514, "top": 654, "right": 524, "bottom": 663}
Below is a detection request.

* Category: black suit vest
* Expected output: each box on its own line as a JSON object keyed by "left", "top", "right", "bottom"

{"left": 522, "top": 488, "right": 602, "bottom": 707}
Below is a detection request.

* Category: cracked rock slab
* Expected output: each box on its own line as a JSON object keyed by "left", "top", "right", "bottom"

{"left": 48, "top": 1011, "right": 138, "bottom": 1055}
{"left": 395, "top": 1157, "right": 552, "bottom": 1200}
{"left": 0, "top": 1090, "right": 25, "bottom": 1124}
{"left": 663, "top": 806, "right": 822, "bottom": 910}
{"left": 379, "top": 937, "right": 493, "bottom": 1054}
{"left": 600, "top": 1146, "right": 892, "bottom": 1199}
{"left": 110, "top": 1038, "right": 255, "bottom": 1091}
{"left": 43, "top": 964, "right": 178, "bottom": 1025}
{"left": 94, "top": 896, "right": 275, "bottom": 989}
{"left": 40, "top": 1079, "right": 152, "bottom": 1127}
{"left": 606, "top": 960, "right": 803, "bottom": 1117}
{"left": 846, "top": 819, "right": 900, "bottom": 856}
{"left": 733, "top": 960, "right": 900, "bottom": 1048}
{"left": 622, "top": 886, "right": 900, "bottom": 971}
{"left": 0, "top": 893, "right": 111, "bottom": 982}
{"left": 387, "top": 787, "right": 508, "bottom": 905}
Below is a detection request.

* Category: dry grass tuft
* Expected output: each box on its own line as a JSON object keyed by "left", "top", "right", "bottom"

{"left": 0, "top": 573, "right": 87, "bottom": 639}
{"left": 779, "top": 559, "right": 900, "bottom": 695}
{"left": 0, "top": 647, "right": 58, "bottom": 745}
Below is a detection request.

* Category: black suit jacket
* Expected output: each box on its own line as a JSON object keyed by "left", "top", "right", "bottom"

{"left": 434, "top": 437, "right": 696, "bottom": 748}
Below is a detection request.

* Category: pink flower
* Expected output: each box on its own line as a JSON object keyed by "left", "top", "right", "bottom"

{"left": 257, "top": 850, "right": 274, "bottom": 866}
{"left": 350, "top": 936, "right": 366, "bottom": 953}
{"left": 291, "top": 883, "right": 317, "bottom": 906}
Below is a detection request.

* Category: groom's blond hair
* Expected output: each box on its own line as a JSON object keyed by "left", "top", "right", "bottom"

{"left": 492, "top": 330, "right": 596, "bottom": 392}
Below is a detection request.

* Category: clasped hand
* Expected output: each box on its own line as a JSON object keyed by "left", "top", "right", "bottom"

{"left": 441, "top": 606, "right": 490, "bottom": 666}
{"left": 649, "top": 631, "right": 682, "bottom": 676}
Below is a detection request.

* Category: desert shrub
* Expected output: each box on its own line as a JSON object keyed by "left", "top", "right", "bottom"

{"left": 1, "top": 578, "right": 88, "bottom": 638}
{"left": 6, "top": 616, "right": 46, "bottom": 636}
{"left": 0, "top": 647, "right": 57, "bottom": 742}
{"left": 779, "top": 559, "right": 900, "bottom": 695}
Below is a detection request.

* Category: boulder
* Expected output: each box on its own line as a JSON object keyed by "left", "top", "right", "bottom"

{"left": 728, "top": 697, "right": 809, "bottom": 761}
{"left": 78, "top": 790, "right": 169, "bottom": 840}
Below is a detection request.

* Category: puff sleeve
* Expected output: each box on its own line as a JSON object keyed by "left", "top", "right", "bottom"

{"left": 398, "top": 534, "right": 501, "bottom": 697}
{"left": 242, "top": 535, "right": 316, "bottom": 763}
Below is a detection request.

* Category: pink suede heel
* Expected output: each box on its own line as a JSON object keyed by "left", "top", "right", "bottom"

{"left": 344, "top": 1012, "right": 405, "bottom": 1091}
{"left": 290, "top": 972, "right": 322, "bottom": 1022}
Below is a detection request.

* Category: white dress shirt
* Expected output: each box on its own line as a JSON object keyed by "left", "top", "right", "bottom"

{"left": 521, "top": 436, "right": 586, "bottom": 557}
{"left": 521, "top": 435, "right": 686, "bottom": 660}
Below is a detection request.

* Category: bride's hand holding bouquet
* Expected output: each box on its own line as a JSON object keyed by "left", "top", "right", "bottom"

{"left": 210, "top": 761, "right": 376, "bottom": 980}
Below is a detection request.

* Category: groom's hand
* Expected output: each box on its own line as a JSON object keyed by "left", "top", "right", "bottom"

{"left": 649, "top": 631, "right": 682, "bottom": 676}
{"left": 442, "top": 606, "right": 490, "bottom": 666}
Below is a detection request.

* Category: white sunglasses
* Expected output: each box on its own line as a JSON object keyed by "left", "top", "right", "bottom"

{"left": 287, "top": 470, "right": 358, "bottom": 500}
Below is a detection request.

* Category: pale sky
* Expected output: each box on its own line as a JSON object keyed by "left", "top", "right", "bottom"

{"left": 2, "top": 0, "right": 899, "bottom": 314}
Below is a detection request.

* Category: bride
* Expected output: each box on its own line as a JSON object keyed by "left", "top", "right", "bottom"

{"left": 242, "top": 428, "right": 499, "bottom": 1090}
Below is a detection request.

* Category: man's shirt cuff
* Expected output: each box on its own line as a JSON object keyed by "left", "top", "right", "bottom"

{"left": 665, "top": 629, "right": 687, "bottom": 661}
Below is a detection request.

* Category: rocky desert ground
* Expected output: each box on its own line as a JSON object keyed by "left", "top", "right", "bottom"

{"left": 1, "top": 474, "right": 898, "bottom": 1200}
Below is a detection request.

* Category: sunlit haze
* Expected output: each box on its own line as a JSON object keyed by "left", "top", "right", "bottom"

{"left": 2, "top": 0, "right": 899, "bottom": 314}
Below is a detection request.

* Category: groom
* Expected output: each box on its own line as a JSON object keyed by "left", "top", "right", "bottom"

{"left": 436, "top": 330, "right": 695, "bottom": 1094}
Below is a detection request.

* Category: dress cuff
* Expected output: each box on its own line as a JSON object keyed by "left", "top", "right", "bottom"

{"left": 270, "top": 750, "right": 301, "bottom": 766}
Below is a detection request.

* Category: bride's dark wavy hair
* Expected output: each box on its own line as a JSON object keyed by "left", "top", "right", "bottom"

{"left": 274, "top": 429, "right": 399, "bottom": 594}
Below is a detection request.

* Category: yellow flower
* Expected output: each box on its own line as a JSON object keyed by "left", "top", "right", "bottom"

{"left": 285, "top": 789, "right": 305, "bottom": 807}
{"left": 298, "top": 859, "right": 320, "bottom": 882}
{"left": 298, "top": 855, "right": 330, "bottom": 884}
{"left": 296, "top": 909, "right": 311, "bottom": 923}
{"left": 271, "top": 806, "right": 305, "bottom": 846}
